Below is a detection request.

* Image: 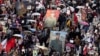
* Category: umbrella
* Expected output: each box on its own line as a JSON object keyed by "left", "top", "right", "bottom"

{"left": 27, "top": 20, "right": 37, "bottom": 23}
{"left": 76, "top": 6, "right": 84, "bottom": 9}
{"left": 58, "top": 4, "right": 65, "bottom": 6}
{"left": 31, "top": 12, "right": 41, "bottom": 16}
{"left": 13, "top": 34, "right": 23, "bottom": 38}
{"left": 80, "top": 21, "right": 89, "bottom": 25}
{"left": 92, "top": 4, "right": 96, "bottom": 7}
{"left": 23, "top": 31, "right": 32, "bottom": 34}
{"left": 36, "top": 3, "right": 45, "bottom": 10}
{"left": 36, "top": 45, "right": 48, "bottom": 50}
{"left": 27, "top": 5, "right": 32, "bottom": 10}
{"left": 35, "top": 1, "right": 39, "bottom": 4}
{"left": 66, "top": 9, "right": 71, "bottom": 15}
{"left": 67, "top": 6, "right": 75, "bottom": 12}
{"left": 66, "top": 43, "right": 74, "bottom": 48}
{"left": 29, "top": 28, "right": 36, "bottom": 32}
{"left": 0, "top": 4, "right": 6, "bottom": 6}
{"left": 0, "top": 21, "right": 6, "bottom": 26}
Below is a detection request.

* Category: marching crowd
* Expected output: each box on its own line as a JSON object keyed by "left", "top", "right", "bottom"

{"left": 0, "top": 0, "right": 100, "bottom": 56}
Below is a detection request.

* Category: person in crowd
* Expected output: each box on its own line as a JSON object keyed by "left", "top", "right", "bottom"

{"left": 40, "top": 28, "right": 50, "bottom": 47}
{"left": 58, "top": 13, "right": 67, "bottom": 31}
{"left": 0, "top": 0, "right": 100, "bottom": 56}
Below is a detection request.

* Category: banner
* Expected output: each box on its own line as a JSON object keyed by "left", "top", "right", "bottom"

{"left": 49, "top": 31, "right": 67, "bottom": 52}
{"left": 44, "top": 9, "right": 60, "bottom": 27}
{"left": 44, "top": 9, "right": 60, "bottom": 20}
{"left": 50, "top": 31, "right": 67, "bottom": 41}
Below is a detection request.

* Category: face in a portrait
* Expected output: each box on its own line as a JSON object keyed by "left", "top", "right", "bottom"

{"left": 56, "top": 33, "right": 60, "bottom": 40}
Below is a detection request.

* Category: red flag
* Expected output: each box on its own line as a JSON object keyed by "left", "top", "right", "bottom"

{"left": 0, "top": 0, "right": 3, "bottom": 4}
{"left": 83, "top": 45, "right": 88, "bottom": 56}
{"left": 5, "top": 37, "right": 16, "bottom": 53}
{"left": 74, "top": 13, "right": 78, "bottom": 25}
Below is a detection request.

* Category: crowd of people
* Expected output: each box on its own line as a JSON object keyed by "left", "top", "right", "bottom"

{"left": 0, "top": 0, "right": 100, "bottom": 56}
